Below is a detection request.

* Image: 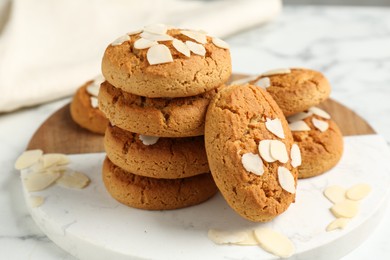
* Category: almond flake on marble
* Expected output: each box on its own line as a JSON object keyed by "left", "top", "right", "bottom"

{"left": 270, "top": 140, "right": 289, "bottom": 163}
{"left": 288, "top": 120, "right": 311, "bottom": 131}
{"left": 56, "top": 171, "right": 90, "bottom": 189}
{"left": 127, "top": 29, "right": 142, "bottom": 36}
{"left": 186, "top": 41, "right": 206, "bottom": 56}
{"left": 241, "top": 153, "right": 264, "bottom": 176}
{"left": 309, "top": 106, "right": 331, "bottom": 119}
{"left": 236, "top": 231, "right": 259, "bottom": 246}
{"left": 212, "top": 37, "right": 229, "bottom": 49}
{"left": 181, "top": 30, "right": 207, "bottom": 44}
{"left": 265, "top": 118, "right": 285, "bottom": 139}
{"left": 312, "top": 118, "right": 329, "bottom": 132}
{"left": 287, "top": 111, "right": 313, "bottom": 123}
{"left": 29, "top": 196, "right": 45, "bottom": 208}
{"left": 253, "top": 228, "right": 295, "bottom": 258}
{"left": 15, "top": 150, "right": 43, "bottom": 170}
{"left": 346, "top": 183, "right": 371, "bottom": 201}
{"left": 254, "top": 77, "right": 271, "bottom": 89}
{"left": 139, "top": 135, "right": 160, "bottom": 145}
{"left": 140, "top": 32, "right": 173, "bottom": 42}
{"left": 258, "top": 140, "right": 276, "bottom": 163}
{"left": 326, "top": 218, "right": 350, "bottom": 232}
{"left": 134, "top": 38, "right": 158, "bottom": 49}
{"left": 208, "top": 229, "right": 249, "bottom": 245}
{"left": 229, "top": 75, "right": 258, "bottom": 86}
{"left": 277, "top": 166, "right": 296, "bottom": 194}
{"left": 262, "top": 68, "right": 291, "bottom": 77}
{"left": 172, "top": 39, "right": 191, "bottom": 57}
{"left": 110, "top": 34, "right": 130, "bottom": 46}
{"left": 290, "top": 144, "right": 301, "bottom": 168}
{"left": 143, "top": 24, "right": 168, "bottom": 35}
{"left": 330, "top": 200, "right": 359, "bottom": 218}
{"left": 90, "top": 97, "right": 99, "bottom": 108}
{"left": 146, "top": 44, "right": 173, "bottom": 65}
{"left": 42, "top": 153, "right": 69, "bottom": 169}
{"left": 324, "top": 185, "right": 346, "bottom": 204}
{"left": 23, "top": 171, "right": 61, "bottom": 192}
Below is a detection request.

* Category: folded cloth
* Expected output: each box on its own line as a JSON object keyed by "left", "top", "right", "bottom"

{"left": 0, "top": 0, "right": 281, "bottom": 112}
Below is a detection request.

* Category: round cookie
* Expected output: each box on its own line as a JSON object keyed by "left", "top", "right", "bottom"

{"left": 70, "top": 78, "right": 108, "bottom": 134}
{"left": 102, "top": 157, "right": 218, "bottom": 210}
{"left": 205, "top": 84, "right": 298, "bottom": 222}
{"left": 99, "top": 81, "right": 221, "bottom": 137}
{"left": 104, "top": 124, "right": 209, "bottom": 179}
{"left": 249, "top": 68, "right": 331, "bottom": 116}
{"left": 102, "top": 26, "right": 231, "bottom": 98}
{"left": 287, "top": 109, "right": 344, "bottom": 178}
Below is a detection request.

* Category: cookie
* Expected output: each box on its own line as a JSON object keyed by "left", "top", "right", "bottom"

{"left": 102, "top": 157, "right": 218, "bottom": 210}
{"left": 205, "top": 84, "right": 298, "bottom": 222}
{"left": 70, "top": 77, "right": 108, "bottom": 134}
{"left": 99, "top": 81, "right": 221, "bottom": 137}
{"left": 287, "top": 108, "right": 344, "bottom": 178}
{"left": 102, "top": 25, "right": 231, "bottom": 98}
{"left": 248, "top": 68, "right": 331, "bottom": 116}
{"left": 104, "top": 124, "right": 209, "bottom": 179}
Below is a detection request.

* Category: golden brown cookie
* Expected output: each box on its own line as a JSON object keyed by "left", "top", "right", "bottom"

{"left": 205, "top": 84, "right": 298, "bottom": 222}
{"left": 98, "top": 81, "right": 221, "bottom": 137}
{"left": 287, "top": 109, "right": 344, "bottom": 178}
{"left": 102, "top": 157, "right": 218, "bottom": 210}
{"left": 249, "top": 68, "right": 331, "bottom": 116}
{"left": 70, "top": 79, "right": 108, "bottom": 134}
{"left": 104, "top": 124, "right": 209, "bottom": 179}
{"left": 102, "top": 26, "right": 231, "bottom": 98}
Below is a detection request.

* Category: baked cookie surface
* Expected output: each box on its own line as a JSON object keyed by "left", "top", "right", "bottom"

{"left": 102, "top": 26, "right": 231, "bottom": 98}
{"left": 70, "top": 78, "right": 108, "bottom": 134}
{"left": 104, "top": 124, "right": 209, "bottom": 179}
{"left": 249, "top": 68, "right": 331, "bottom": 116}
{"left": 102, "top": 157, "right": 218, "bottom": 210}
{"left": 98, "top": 81, "right": 221, "bottom": 137}
{"left": 205, "top": 84, "right": 298, "bottom": 222}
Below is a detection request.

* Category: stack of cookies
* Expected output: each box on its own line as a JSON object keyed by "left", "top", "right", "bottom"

{"left": 98, "top": 24, "right": 232, "bottom": 210}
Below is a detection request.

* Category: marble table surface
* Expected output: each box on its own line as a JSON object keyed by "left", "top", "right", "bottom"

{"left": 1, "top": 5, "right": 390, "bottom": 260}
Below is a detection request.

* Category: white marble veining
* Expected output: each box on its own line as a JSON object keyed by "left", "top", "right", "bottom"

{"left": 1, "top": 5, "right": 390, "bottom": 260}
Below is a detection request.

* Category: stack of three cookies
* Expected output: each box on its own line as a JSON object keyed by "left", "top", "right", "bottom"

{"left": 98, "top": 24, "right": 232, "bottom": 210}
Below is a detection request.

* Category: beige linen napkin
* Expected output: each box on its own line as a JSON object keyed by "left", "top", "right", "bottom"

{"left": 0, "top": 0, "right": 281, "bottom": 112}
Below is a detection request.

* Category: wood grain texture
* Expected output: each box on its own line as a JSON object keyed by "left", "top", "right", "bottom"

{"left": 27, "top": 74, "right": 375, "bottom": 154}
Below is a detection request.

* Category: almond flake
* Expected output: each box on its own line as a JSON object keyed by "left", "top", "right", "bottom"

{"left": 265, "top": 118, "right": 285, "bottom": 139}
{"left": 254, "top": 228, "right": 295, "bottom": 258}
{"left": 290, "top": 144, "right": 301, "bottom": 168}
{"left": 236, "top": 231, "right": 259, "bottom": 246}
{"left": 172, "top": 39, "right": 190, "bottom": 57}
{"left": 309, "top": 106, "right": 331, "bottom": 119}
{"left": 140, "top": 32, "right": 173, "bottom": 42}
{"left": 278, "top": 166, "right": 296, "bottom": 193}
{"left": 127, "top": 29, "right": 142, "bottom": 36}
{"left": 229, "top": 75, "right": 258, "bottom": 86}
{"left": 212, "top": 37, "right": 229, "bottom": 49}
{"left": 29, "top": 196, "right": 45, "bottom": 208}
{"left": 270, "top": 140, "right": 289, "bottom": 163}
{"left": 330, "top": 200, "right": 359, "bottom": 218}
{"left": 15, "top": 150, "right": 43, "bottom": 170}
{"left": 139, "top": 135, "right": 159, "bottom": 145}
{"left": 346, "top": 183, "right": 371, "bottom": 201}
{"left": 258, "top": 140, "right": 276, "bottom": 163}
{"left": 312, "top": 118, "right": 329, "bottom": 132}
{"left": 143, "top": 24, "right": 168, "bottom": 35}
{"left": 90, "top": 97, "right": 99, "bottom": 108}
{"left": 254, "top": 77, "right": 271, "bottom": 89}
{"left": 57, "top": 171, "right": 90, "bottom": 189}
{"left": 181, "top": 30, "right": 207, "bottom": 44}
{"left": 146, "top": 44, "right": 173, "bottom": 65}
{"left": 288, "top": 120, "right": 311, "bottom": 131}
{"left": 42, "top": 153, "right": 69, "bottom": 169}
{"left": 326, "top": 218, "right": 350, "bottom": 232}
{"left": 111, "top": 34, "right": 130, "bottom": 46}
{"left": 324, "top": 185, "right": 346, "bottom": 204}
{"left": 287, "top": 112, "right": 313, "bottom": 123}
{"left": 241, "top": 153, "right": 264, "bottom": 176}
{"left": 208, "top": 229, "right": 249, "bottom": 245}
{"left": 134, "top": 38, "right": 158, "bottom": 49}
{"left": 262, "top": 68, "right": 291, "bottom": 77}
{"left": 186, "top": 41, "right": 206, "bottom": 56}
{"left": 23, "top": 171, "right": 61, "bottom": 192}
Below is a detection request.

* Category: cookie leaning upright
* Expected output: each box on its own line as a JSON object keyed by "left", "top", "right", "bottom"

{"left": 101, "top": 24, "right": 231, "bottom": 98}
{"left": 205, "top": 84, "right": 299, "bottom": 222}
